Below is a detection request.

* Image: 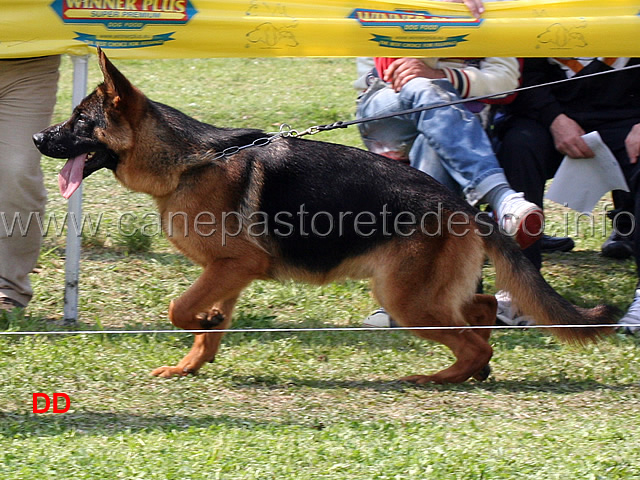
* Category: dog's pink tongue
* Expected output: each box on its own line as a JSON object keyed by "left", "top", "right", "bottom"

{"left": 58, "top": 154, "right": 86, "bottom": 199}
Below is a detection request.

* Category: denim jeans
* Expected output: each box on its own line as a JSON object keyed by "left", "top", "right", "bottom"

{"left": 356, "top": 77, "right": 508, "bottom": 206}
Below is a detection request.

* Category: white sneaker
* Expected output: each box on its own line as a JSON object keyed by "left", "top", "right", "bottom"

{"left": 618, "top": 288, "right": 640, "bottom": 335}
{"left": 363, "top": 309, "right": 398, "bottom": 328}
{"left": 495, "top": 290, "right": 534, "bottom": 326}
{"left": 498, "top": 193, "right": 544, "bottom": 250}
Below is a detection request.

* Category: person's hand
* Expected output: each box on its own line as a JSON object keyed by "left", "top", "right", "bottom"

{"left": 550, "top": 114, "right": 595, "bottom": 158}
{"left": 440, "top": 0, "right": 485, "bottom": 19}
{"left": 383, "top": 58, "right": 445, "bottom": 92}
{"left": 625, "top": 123, "right": 640, "bottom": 164}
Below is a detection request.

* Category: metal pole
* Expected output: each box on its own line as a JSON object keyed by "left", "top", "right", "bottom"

{"left": 63, "top": 55, "right": 89, "bottom": 322}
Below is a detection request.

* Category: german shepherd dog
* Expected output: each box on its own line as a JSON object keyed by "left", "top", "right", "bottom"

{"left": 34, "top": 50, "right": 618, "bottom": 384}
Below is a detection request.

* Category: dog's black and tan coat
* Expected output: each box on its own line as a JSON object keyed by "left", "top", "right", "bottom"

{"left": 33, "top": 50, "right": 618, "bottom": 384}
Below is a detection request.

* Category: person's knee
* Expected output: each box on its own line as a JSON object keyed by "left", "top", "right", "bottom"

{"left": 399, "top": 77, "right": 453, "bottom": 106}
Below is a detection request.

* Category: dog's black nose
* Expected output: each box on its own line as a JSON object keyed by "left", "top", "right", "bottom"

{"left": 32, "top": 132, "right": 44, "bottom": 149}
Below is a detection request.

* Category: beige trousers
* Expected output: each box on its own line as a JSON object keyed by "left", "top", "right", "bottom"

{"left": 0, "top": 56, "right": 61, "bottom": 306}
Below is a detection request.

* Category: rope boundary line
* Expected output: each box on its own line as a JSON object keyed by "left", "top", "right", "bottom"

{"left": 0, "top": 324, "right": 633, "bottom": 336}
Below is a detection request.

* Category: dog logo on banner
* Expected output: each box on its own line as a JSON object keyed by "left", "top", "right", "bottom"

{"left": 245, "top": 1, "right": 299, "bottom": 49}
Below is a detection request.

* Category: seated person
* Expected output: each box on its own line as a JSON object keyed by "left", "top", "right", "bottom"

{"left": 494, "top": 57, "right": 640, "bottom": 333}
{"left": 355, "top": 56, "right": 542, "bottom": 247}
{"left": 354, "top": 56, "right": 543, "bottom": 327}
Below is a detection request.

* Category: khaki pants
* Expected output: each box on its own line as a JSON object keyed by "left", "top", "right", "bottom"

{"left": 0, "top": 56, "right": 60, "bottom": 306}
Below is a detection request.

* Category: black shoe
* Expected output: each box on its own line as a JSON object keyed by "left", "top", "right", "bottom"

{"left": 0, "top": 297, "right": 25, "bottom": 315}
{"left": 540, "top": 235, "right": 575, "bottom": 253}
{"left": 601, "top": 232, "right": 633, "bottom": 259}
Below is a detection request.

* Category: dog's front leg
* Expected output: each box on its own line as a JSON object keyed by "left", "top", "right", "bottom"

{"left": 151, "top": 298, "right": 236, "bottom": 378}
{"left": 151, "top": 259, "right": 260, "bottom": 378}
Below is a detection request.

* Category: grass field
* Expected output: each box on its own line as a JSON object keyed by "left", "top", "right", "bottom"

{"left": 1, "top": 56, "right": 639, "bottom": 479}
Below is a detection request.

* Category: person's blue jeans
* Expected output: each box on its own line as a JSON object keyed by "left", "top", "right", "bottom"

{"left": 356, "top": 77, "right": 508, "bottom": 206}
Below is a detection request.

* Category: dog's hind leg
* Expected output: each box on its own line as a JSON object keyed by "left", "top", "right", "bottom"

{"left": 394, "top": 308, "right": 494, "bottom": 384}
{"left": 373, "top": 280, "right": 493, "bottom": 384}
{"left": 461, "top": 294, "right": 497, "bottom": 381}
{"left": 372, "top": 236, "right": 492, "bottom": 384}
{"left": 463, "top": 294, "right": 497, "bottom": 342}
{"left": 151, "top": 296, "right": 238, "bottom": 378}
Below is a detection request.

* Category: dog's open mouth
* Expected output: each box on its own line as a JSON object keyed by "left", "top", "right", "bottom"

{"left": 59, "top": 153, "right": 90, "bottom": 199}
{"left": 58, "top": 150, "right": 118, "bottom": 199}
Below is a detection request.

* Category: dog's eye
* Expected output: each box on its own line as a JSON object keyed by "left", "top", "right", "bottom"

{"left": 75, "top": 113, "right": 92, "bottom": 129}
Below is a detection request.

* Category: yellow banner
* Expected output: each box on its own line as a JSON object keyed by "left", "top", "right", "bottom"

{"left": 0, "top": 0, "right": 638, "bottom": 58}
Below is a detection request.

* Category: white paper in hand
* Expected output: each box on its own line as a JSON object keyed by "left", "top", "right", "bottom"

{"left": 545, "top": 131, "right": 629, "bottom": 214}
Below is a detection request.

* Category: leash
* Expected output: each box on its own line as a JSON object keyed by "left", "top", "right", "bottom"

{"left": 303, "top": 62, "right": 640, "bottom": 136}
{"left": 206, "top": 123, "right": 324, "bottom": 162}
{"left": 208, "top": 62, "right": 640, "bottom": 160}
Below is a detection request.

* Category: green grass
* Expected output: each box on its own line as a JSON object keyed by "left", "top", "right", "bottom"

{"left": 1, "top": 56, "right": 639, "bottom": 479}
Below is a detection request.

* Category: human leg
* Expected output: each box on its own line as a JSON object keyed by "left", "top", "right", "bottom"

{"left": 0, "top": 56, "right": 60, "bottom": 307}
{"left": 356, "top": 77, "right": 460, "bottom": 191}
{"left": 617, "top": 190, "right": 640, "bottom": 334}
{"left": 359, "top": 78, "right": 542, "bottom": 248}
{"left": 597, "top": 120, "right": 640, "bottom": 333}
{"left": 399, "top": 78, "right": 511, "bottom": 205}
{"left": 492, "top": 116, "right": 563, "bottom": 326}
{"left": 360, "top": 76, "right": 534, "bottom": 206}
{"left": 601, "top": 189, "right": 633, "bottom": 259}
{"left": 616, "top": 176, "right": 640, "bottom": 334}
{"left": 597, "top": 123, "right": 639, "bottom": 262}
{"left": 399, "top": 78, "right": 543, "bottom": 247}
{"left": 496, "top": 116, "right": 563, "bottom": 269}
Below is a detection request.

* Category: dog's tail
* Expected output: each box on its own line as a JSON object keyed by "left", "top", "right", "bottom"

{"left": 482, "top": 222, "right": 619, "bottom": 343}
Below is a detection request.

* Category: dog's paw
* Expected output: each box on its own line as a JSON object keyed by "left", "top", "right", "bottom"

{"left": 195, "top": 308, "right": 225, "bottom": 329}
{"left": 398, "top": 374, "right": 437, "bottom": 385}
{"left": 150, "top": 365, "right": 195, "bottom": 378}
{"left": 472, "top": 363, "right": 492, "bottom": 382}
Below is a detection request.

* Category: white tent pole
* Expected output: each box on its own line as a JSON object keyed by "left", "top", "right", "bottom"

{"left": 63, "top": 54, "right": 89, "bottom": 322}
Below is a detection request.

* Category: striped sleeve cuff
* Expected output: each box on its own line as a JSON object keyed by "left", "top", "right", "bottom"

{"left": 442, "top": 67, "right": 471, "bottom": 98}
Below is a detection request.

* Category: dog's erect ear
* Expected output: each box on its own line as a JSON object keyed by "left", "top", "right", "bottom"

{"left": 97, "top": 47, "right": 139, "bottom": 109}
